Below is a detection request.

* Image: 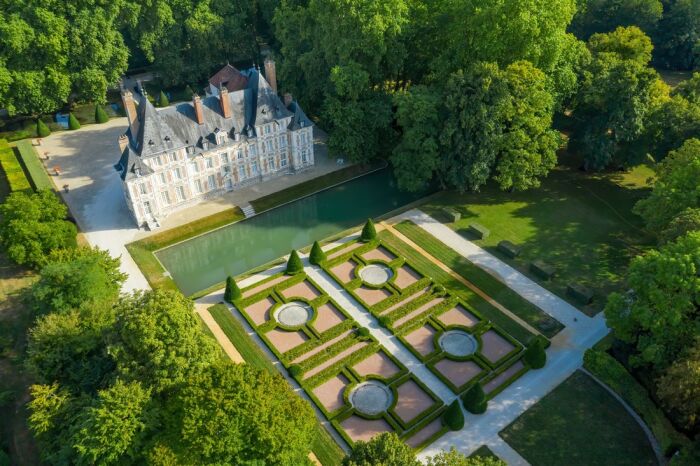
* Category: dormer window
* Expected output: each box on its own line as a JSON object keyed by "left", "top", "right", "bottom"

{"left": 214, "top": 129, "right": 228, "bottom": 145}
{"left": 234, "top": 132, "right": 240, "bottom": 142}
{"left": 148, "top": 139, "right": 155, "bottom": 146}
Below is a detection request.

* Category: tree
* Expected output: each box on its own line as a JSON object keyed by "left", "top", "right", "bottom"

{"left": 343, "top": 432, "right": 420, "bottom": 466}
{"left": 224, "top": 275, "right": 242, "bottom": 302}
{"left": 643, "top": 94, "right": 700, "bottom": 161}
{"left": 0, "top": 190, "right": 77, "bottom": 269}
{"left": 443, "top": 400, "right": 465, "bottom": 430}
{"left": 36, "top": 119, "right": 50, "bottom": 137}
{"left": 426, "top": 448, "right": 506, "bottom": 466}
{"left": 309, "top": 241, "right": 326, "bottom": 265}
{"left": 674, "top": 73, "right": 700, "bottom": 104}
{"left": 157, "top": 90, "right": 169, "bottom": 107}
{"left": 570, "top": 0, "right": 663, "bottom": 40}
{"left": 463, "top": 383, "right": 487, "bottom": 414}
{"left": 605, "top": 231, "right": 700, "bottom": 370}
{"left": 68, "top": 112, "right": 80, "bottom": 130}
{"left": 285, "top": 250, "right": 303, "bottom": 275}
{"left": 634, "top": 139, "right": 700, "bottom": 231}
{"left": 94, "top": 104, "right": 109, "bottom": 124}
{"left": 657, "top": 339, "right": 700, "bottom": 430}
{"left": 659, "top": 208, "right": 700, "bottom": 245}
{"left": 653, "top": 0, "right": 700, "bottom": 70}
{"left": 523, "top": 339, "right": 547, "bottom": 369}
{"left": 360, "top": 219, "right": 377, "bottom": 242}
{"left": 391, "top": 85, "right": 442, "bottom": 192}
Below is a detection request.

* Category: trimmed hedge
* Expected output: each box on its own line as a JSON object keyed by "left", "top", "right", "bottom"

{"left": 286, "top": 250, "right": 303, "bottom": 274}
{"left": 497, "top": 240, "right": 521, "bottom": 258}
{"left": 36, "top": 119, "right": 51, "bottom": 137}
{"left": 530, "top": 260, "right": 555, "bottom": 280}
{"left": 567, "top": 283, "right": 594, "bottom": 304}
{"left": 468, "top": 223, "right": 490, "bottom": 239}
{"left": 443, "top": 208, "right": 461, "bottom": 223}
{"left": 14, "top": 140, "right": 53, "bottom": 190}
{"left": 463, "top": 382, "right": 487, "bottom": 414}
{"left": 94, "top": 105, "right": 109, "bottom": 124}
{"left": 288, "top": 364, "right": 302, "bottom": 378}
{"left": 68, "top": 112, "right": 80, "bottom": 130}
{"left": 584, "top": 349, "right": 688, "bottom": 455}
{"left": 157, "top": 90, "right": 170, "bottom": 107}
{"left": 224, "top": 276, "right": 242, "bottom": 302}
{"left": 0, "top": 140, "right": 31, "bottom": 192}
{"left": 360, "top": 218, "right": 377, "bottom": 242}
{"left": 523, "top": 339, "right": 546, "bottom": 369}
{"left": 309, "top": 241, "right": 327, "bottom": 265}
{"left": 443, "top": 400, "right": 464, "bottom": 430}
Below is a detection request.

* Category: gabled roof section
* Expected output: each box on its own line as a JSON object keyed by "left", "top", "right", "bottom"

{"left": 209, "top": 64, "right": 249, "bottom": 92}
{"left": 115, "top": 138, "right": 154, "bottom": 181}
{"left": 287, "top": 100, "right": 313, "bottom": 131}
{"left": 250, "top": 70, "right": 293, "bottom": 126}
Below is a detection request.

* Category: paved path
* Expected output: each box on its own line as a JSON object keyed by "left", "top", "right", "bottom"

{"left": 194, "top": 298, "right": 244, "bottom": 363}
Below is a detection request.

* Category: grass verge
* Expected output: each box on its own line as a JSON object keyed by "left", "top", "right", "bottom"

{"left": 14, "top": 140, "right": 53, "bottom": 190}
{"left": 501, "top": 370, "right": 657, "bottom": 466}
{"left": 394, "top": 220, "right": 564, "bottom": 337}
{"left": 209, "top": 304, "right": 345, "bottom": 466}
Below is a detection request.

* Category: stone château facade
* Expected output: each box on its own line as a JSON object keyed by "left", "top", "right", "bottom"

{"left": 115, "top": 60, "right": 314, "bottom": 228}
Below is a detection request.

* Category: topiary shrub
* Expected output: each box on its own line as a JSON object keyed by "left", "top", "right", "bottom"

{"left": 288, "top": 364, "right": 302, "bottom": 378}
{"left": 309, "top": 241, "right": 326, "bottom": 265}
{"left": 36, "top": 119, "right": 51, "bottom": 137}
{"left": 157, "top": 90, "right": 170, "bottom": 107}
{"left": 360, "top": 218, "right": 377, "bottom": 242}
{"left": 94, "top": 104, "right": 109, "bottom": 123}
{"left": 184, "top": 85, "right": 195, "bottom": 97}
{"left": 224, "top": 276, "right": 242, "bottom": 303}
{"left": 378, "top": 316, "right": 391, "bottom": 328}
{"left": 68, "top": 113, "right": 80, "bottom": 130}
{"left": 442, "top": 400, "right": 464, "bottom": 430}
{"left": 524, "top": 339, "right": 546, "bottom": 369}
{"left": 463, "top": 383, "right": 487, "bottom": 414}
{"left": 357, "top": 327, "right": 370, "bottom": 338}
{"left": 286, "top": 250, "right": 303, "bottom": 275}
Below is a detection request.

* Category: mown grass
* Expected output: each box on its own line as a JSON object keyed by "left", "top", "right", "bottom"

{"left": 501, "top": 371, "right": 657, "bottom": 466}
{"left": 469, "top": 445, "right": 499, "bottom": 460}
{"left": 378, "top": 230, "right": 536, "bottom": 345}
{"left": 208, "top": 304, "right": 345, "bottom": 466}
{"left": 394, "top": 220, "right": 564, "bottom": 337}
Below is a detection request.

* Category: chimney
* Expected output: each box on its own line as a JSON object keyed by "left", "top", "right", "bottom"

{"left": 283, "top": 93, "right": 293, "bottom": 107}
{"left": 219, "top": 85, "right": 231, "bottom": 119}
{"left": 118, "top": 134, "right": 128, "bottom": 153}
{"left": 121, "top": 89, "right": 138, "bottom": 134}
{"left": 192, "top": 94, "right": 204, "bottom": 125}
{"left": 264, "top": 58, "right": 277, "bottom": 93}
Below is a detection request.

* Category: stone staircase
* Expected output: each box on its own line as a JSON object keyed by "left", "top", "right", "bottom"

{"left": 241, "top": 203, "right": 256, "bottom": 218}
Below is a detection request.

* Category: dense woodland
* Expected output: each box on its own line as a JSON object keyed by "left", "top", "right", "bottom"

{"left": 0, "top": 0, "right": 699, "bottom": 465}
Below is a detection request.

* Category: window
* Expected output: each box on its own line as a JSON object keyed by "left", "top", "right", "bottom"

{"left": 237, "top": 149, "right": 243, "bottom": 160}
{"left": 161, "top": 191, "right": 170, "bottom": 205}
{"left": 159, "top": 173, "right": 167, "bottom": 184}
{"left": 251, "top": 161, "right": 258, "bottom": 175}
{"left": 206, "top": 157, "right": 214, "bottom": 169}
{"left": 190, "top": 161, "right": 200, "bottom": 174}
{"left": 155, "top": 156, "right": 163, "bottom": 166}
{"left": 169, "top": 152, "right": 178, "bottom": 162}
{"left": 143, "top": 201, "right": 152, "bottom": 215}
{"left": 301, "top": 150, "right": 308, "bottom": 163}
{"left": 139, "top": 183, "right": 147, "bottom": 195}
{"left": 222, "top": 165, "right": 231, "bottom": 174}
{"left": 268, "top": 156, "right": 275, "bottom": 171}
{"left": 266, "top": 140, "right": 274, "bottom": 153}
{"left": 238, "top": 164, "right": 246, "bottom": 180}
{"left": 249, "top": 145, "right": 256, "bottom": 157}
{"left": 208, "top": 174, "right": 216, "bottom": 190}
{"left": 194, "top": 179, "right": 203, "bottom": 194}
{"left": 264, "top": 125, "right": 271, "bottom": 135}
{"left": 280, "top": 154, "right": 287, "bottom": 167}
{"left": 176, "top": 186, "right": 185, "bottom": 202}
{"left": 220, "top": 152, "right": 229, "bottom": 164}
{"left": 225, "top": 178, "right": 233, "bottom": 189}
{"left": 279, "top": 136, "right": 287, "bottom": 148}
{"left": 173, "top": 167, "right": 183, "bottom": 180}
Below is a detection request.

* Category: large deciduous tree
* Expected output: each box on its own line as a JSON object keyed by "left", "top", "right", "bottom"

{"left": 571, "top": 0, "right": 663, "bottom": 40}
{"left": 653, "top": 0, "right": 700, "bottom": 71}
{"left": 343, "top": 432, "right": 420, "bottom": 466}
{"left": 657, "top": 339, "right": 700, "bottom": 430}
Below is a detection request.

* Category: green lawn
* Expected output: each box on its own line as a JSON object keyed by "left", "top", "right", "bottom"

{"left": 208, "top": 304, "right": 345, "bottom": 466}
{"left": 394, "top": 221, "right": 563, "bottom": 337}
{"left": 469, "top": 445, "right": 500, "bottom": 461}
{"left": 378, "top": 230, "right": 536, "bottom": 345}
{"left": 500, "top": 371, "right": 657, "bottom": 466}
{"left": 422, "top": 163, "right": 655, "bottom": 315}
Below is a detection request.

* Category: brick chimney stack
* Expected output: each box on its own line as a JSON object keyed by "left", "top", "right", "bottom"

{"left": 121, "top": 89, "right": 138, "bottom": 135}
{"left": 192, "top": 94, "right": 204, "bottom": 125}
{"left": 264, "top": 58, "right": 277, "bottom": 93}
{"left": 219, "top": 85, "right": 231, "bottom": 119}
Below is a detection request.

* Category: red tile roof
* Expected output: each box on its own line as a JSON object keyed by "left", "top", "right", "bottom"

{"left": 209, "top": 64, "right": 249, "bottom": 92}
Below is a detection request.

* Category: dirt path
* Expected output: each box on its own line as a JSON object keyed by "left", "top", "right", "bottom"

{"left": 194, "top": 302, "right": 244, "bottom": 363}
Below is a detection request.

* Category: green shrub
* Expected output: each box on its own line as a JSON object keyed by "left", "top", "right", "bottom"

{"left": 224, "top": 276, "right": 242, "bottom": 302}
{"left": 357, "top": 327, "right": 370, "bottom": 338}
{"left": 360, "top": 218, "right": 377, "bottom": 242}
{"left": 184, "top": 85, "right": 194, "bottom": 97}
{"left": 94, "top": 104, "right": 109, "bottom": 124}
{"left": 286, "top": 250, "right": 304, "bottom": 275}
{"left": 497, "top": 240, "right": 521, "bottom": 258}
{"left": 36, "top": 119, "right": 51, "bottom": 137}
{"left": 442, "top": 400, "right": 464, "bottom": 430}
{"left": 0, "top": 141, "right": 31, "bottom": 192}
{"left": 530, "top": 260, "right": 555, "bottom": 280}
{"left": 378, "top": 316, "right": 391, "bottom": 328}
{"left": 463, "top": 383, "right": 487, "bottom": 414}
{"left": 523, "top": 339, "right": 546, "bottom": 369}
{"left": 68, "top": 113, "right": 80, "bottom": 130}
{"left": 0, "top": 449, "right": 9, "bottom": 466}
{"left": 157, "top": 90, "right": 170, "bottom": 107}
{"left": 288, "top": 364, "right": 302, "bottom": 378}
{"left": 309, "top": 241, "right": 326, "bottom": 265}
{"left": 468, "top": 223, "right": 490, "bottom": 239}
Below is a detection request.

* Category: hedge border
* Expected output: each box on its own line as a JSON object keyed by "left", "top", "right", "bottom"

{"left": 0, "top": 140, "right": 31, "bottom": 192}
{"left": 14, "top": 140, "right": 53, "bottom": 190}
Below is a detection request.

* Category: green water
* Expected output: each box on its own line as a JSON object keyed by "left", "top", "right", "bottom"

{"left": 156, "top": 169, "right": 431, "bottom": 295}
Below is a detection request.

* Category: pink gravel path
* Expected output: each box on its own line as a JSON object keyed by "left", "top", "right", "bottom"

{"left": 404, "top": 325, "right": 437, "bottom": 356}
{"left": 393, "top": 297, "right": 445, "bottom": 328}
{"left": 480, "top": 330, "right": 516, "bottom": 363}
{"left": 352, "top": 351, "right": 401, "bottom": 380}
{"left": 362, "top": 246, "right": 397, "bottom": 263}
{"left": 266, "top": 328, "right": 308, "bottom": 353}
{"left": 242, "top": 275, "right": 288, "bottom": 298}
{"left": 302, "top": 341, "right": 370, "bottom": 380}
{"left": 313, "top": 302, "right": 347, "bottom": 333}
{"left": 340, "top": 416, "right": 392, "bottom": 443}
{"left": 292, "top": 330, "right": 353, "bottom": 364}
{"left": 330, "top": 260, "right": 357, "bottom": 283}
{"left": 437, "top": 305, "right": 480, "bottom": 328}
{"left": 244, "top": 296, "right": 276, "bottom": 326}
{"left": 379, "top": 287, "right": 430, "bottom": 315}
{"left": 281, "top": 280, "right": 321, "bottom": 300}
{"left": 394, "top": 265, "right": 422, "bottom": 289}
{"left": 312, "top": 374, "right": 349, "bottom": 413}
{"left": 328, "top": 242, "right": 363, "bottom": 259}
{"left": 355, "top": 286, "right": 392, "bottom": 306}
{"left": 405, "top": 418, "right": 443, "bottom": 448}
{"left": 393, "top": 380, "right": 435, "bottom": 423}
{"left": 434, "top": 359, "right": 482, "bottom": 388}
{"left": 483, "top": 360, "right": 525, "bottom": 394}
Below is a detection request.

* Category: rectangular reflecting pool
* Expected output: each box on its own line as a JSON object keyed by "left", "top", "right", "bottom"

{"left": 155, "top": 168, "right": 432, "bottom": 295}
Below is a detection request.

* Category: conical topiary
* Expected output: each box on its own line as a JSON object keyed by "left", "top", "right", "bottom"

{"left": 463, "top": 382, "right": 487, "bottom": 414}
{"left": 157, "top": 90, "right": 170, "bottom": 107}
{"left": 94, "top": 104, "right": 109, "bottom": 123}
{"left": 184, "top": 85, "right": 194, "bottom": 97}
{"left": 68, "top": 112, "right": 81, "bottom": 130}
{"left": 37, "top": 119, "right": 51, "bottom": 137}
{"left": 286, "top": 250, "right": 303, "bottom": 275}
{"left": 443, "top": 400, "right": 464, "bottom": 431}
{"left": 224, "top": 276, "right": 242, "bottom": 303}
{"left": 524, "top": 338, "right": 546, "bottom": 369}
{"left": 360, "top": 218, "right": 377, "bottom": 242}
{"left": 309, "top": 241, "right": 326, "bottom": 265}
